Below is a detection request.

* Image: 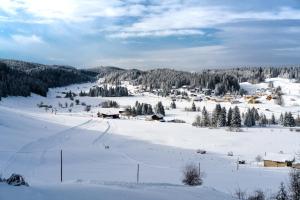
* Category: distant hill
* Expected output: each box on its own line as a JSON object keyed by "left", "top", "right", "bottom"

{"left": 90, "top": 66, "right": 300, "bottom": 96}
{"left": 0, "top": 59, "right": 97, "bottom": 99}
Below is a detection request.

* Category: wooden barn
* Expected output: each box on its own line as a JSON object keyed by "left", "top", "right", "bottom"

{"left": 263, "top": 153, "right": 295, "bottom": 167}
{"left": 97, "top": 112, "right": 120, "bottom": 119}
{"left": 150, "top": 114, "right": 164, "bottom": 121}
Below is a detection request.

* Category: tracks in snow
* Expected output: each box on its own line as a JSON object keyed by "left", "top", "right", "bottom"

{"left": 1, "top": 119, "right": 93, "bottom": 176}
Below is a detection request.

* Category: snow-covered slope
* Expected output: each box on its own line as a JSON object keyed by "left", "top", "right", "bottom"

{"left": 1, "top": 78, "right": 300, "bottom": 199}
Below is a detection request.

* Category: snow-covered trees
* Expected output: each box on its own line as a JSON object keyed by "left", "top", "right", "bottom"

{"left": 192, "top": 115, "right": 201, "bottom": 127}
{"left": 244, "top": 108, "right": 255, "bottom": 127}
{"left": 275, "top": 182, "right": 289, "bottom": 200}
{"left": 101, "top": 100, "right": 119, "bottom": 108}
{"left": 231, "top": 106, "right": 241, "bottom": 128}
{"left": 191, "top": 102, "right": 196, "bottom": 112}
{"left": 270, "top": 113, "right": 276, "bottom": 125}
{"left": 201, "top": 106, "right": 210, "bottom": 127}
{"left": 217, "top": 107, "right": 227, "bottom": 127}
{"left": 258, "top": 114, "right": 268, "bottom": 127}
{"left": 227, "top": 107, "right": 233, "bottom": 127}
{"left": 283, "top": 112, "right": 296, "bottom": 127}
{"left": 88, "top": 85, "right": 129, "bottom": 97}
{"left": 211, "top": 104, "right": 222, "bottom": 127}
{"left": 133, "top": 101, "right": 154, "bottom": 115}
{"left": 274, "top": 86, "right": 284, "bottom": 106}
{"left": 170, "top": 101, "right": 176, "bottom": 109}
{"left": 0, "top": 60, "right": 94, "bottom": 99}
{"left": 155, "top": 101, "right": 165, "bottom": 116}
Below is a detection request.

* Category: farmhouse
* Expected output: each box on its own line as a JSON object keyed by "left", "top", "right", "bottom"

{"left": 119, "top": 109, "right": 134, "bottom": 118}
{"left": 97, "top": 112, "right": 120, "bottom": 119}
{"left": 263, "top": 153, "right": 295, "bottom": 167}
{"left": 150, "top": 114, "right": 164, "bottom": 121}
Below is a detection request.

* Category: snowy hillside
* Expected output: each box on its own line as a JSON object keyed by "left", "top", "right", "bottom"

{"left": 0, "top": 77, "right": 300, "bottom": 199}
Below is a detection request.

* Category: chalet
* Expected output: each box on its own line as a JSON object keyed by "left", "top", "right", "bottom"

{"left": 263, "top": 153, "right": 295, "bottom": 167}
{"left": 119, "top": 109, "right": 134, "bottom": 118}
{"left": 150, "top": 114, "right": 164, "bottom": 121}
{"left": 97, "top": 112, "right": 120, "bottom": 119}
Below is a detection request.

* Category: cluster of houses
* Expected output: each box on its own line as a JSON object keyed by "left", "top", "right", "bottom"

{"left": 97, "top": 109, "right": 164, "bottom": 122}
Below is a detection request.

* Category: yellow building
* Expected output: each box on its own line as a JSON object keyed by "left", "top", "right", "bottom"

{"left": 263, "top": 153, "right": 294, "bottom": 167}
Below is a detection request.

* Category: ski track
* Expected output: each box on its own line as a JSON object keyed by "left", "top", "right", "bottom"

{"left": 92, "top": 121, "right": 110, "bottom": 145}
{"left": 1, "top": 119, "right": 93, "bottom": 176}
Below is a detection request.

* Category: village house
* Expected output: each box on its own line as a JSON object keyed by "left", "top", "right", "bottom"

{"left": 263, "top": 153, "right": 295, "bottom": 167}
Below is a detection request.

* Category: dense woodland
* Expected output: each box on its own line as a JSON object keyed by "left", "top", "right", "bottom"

{"left": 100, "top": 66, "right": 300, "bottom": 95}
{"left": 0, "top": 59, "right": 96, "bottom": 99}
{"left": 1, "top": 59, "right": 300, "bottom": 99}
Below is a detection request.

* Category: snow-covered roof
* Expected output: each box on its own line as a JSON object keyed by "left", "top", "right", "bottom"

{"left": 264, "top": 153, "right": 295, "bottom": 162}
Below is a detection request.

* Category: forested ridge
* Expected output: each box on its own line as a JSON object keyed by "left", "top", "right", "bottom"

{"left": 99, "top": 66, "right": 300, "bottom": 95}
{"left": 0, "top": 59, "right": 96, "bottom": 99}
{"left": 1, "top": 58, "right": 300, "bottom": 99}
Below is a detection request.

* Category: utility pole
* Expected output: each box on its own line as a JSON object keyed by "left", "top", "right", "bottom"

{"left": 137, "top": 164, "right": 140, "bottom": 184}
{"left": 60, "top": 149, "right": 63, "bottom": 183}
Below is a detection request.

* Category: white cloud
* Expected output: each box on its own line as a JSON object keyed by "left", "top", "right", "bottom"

{"left": 0, "top": 0, "right": 146, "bottom": 22}
{"left": 117, "top": 6, "right": 300, "bottom": 36}
{"left": 109, "top": 29, "right": 204, "bottom": 38}
{"left": 11, "top": 34, "right": 44, "bottom": 45}
{"left": 1, "top": 0, "right": 300, "bottom": 38}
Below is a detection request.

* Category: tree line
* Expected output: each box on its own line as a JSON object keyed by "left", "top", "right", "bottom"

{"left": 79, "top": 85, "right": 129, "bottom": 97}
{"left": 95, "top": 66, "right": 300, "bottom": 96}
{"left": 0, "top": 59, "right": 95, "bottom": 99}
{"left": 192, "top": 104, "right": 298, "bottom": 129}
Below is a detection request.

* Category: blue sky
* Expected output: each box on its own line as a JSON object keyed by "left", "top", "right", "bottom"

{"left": 0, "top": 0, "right": 300, "bottom": 70}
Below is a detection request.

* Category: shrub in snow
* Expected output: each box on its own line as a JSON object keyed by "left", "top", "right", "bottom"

{"left": 227, "top": 127, "right": 243, "bottom": 132}
{"left": 247, "top": 190, "right": 265, "bottom": 200}
{"left": 227, "top": 151, "right": 234, "bottom": 156}
{"left": 182, "top": 163, "right": 203, "bottom": 186}
{"left": 6, "top": 174, "right": 29, "bottom": 186}
{"left": 255, "top": 155, "right": 263, "bottom": 162}
{"left": 233, "top": 188, "right": 247, "bottom": 200}
{"left": 196, "top": 149, "right": 207, "bottom": 154}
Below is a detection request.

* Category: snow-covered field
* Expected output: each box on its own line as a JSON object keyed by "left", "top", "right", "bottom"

{"left": 0, "top": 78, "right": 300, "bottom": 199}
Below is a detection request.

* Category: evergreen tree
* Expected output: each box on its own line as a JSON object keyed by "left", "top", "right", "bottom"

{"left": 283, "top": 112, "right": 296, "bottom": 127}
{"left": 201, "top": 106, "right": 210, "bottom": 127}
{"left": 280, "top": 113, "right": 284, "bottom": 125}
{"left": 227, "top": 107, "right": 233, "bottom": 126}
{"left": 217, "top": 107, "right": 227, "bottom": 127}
{"left": 191, "top": 102, "right": 196, "bottom": 112}
{"left": 231, "top": 106, "right": 241, "bottom": 128}
{"left": 244, "top": 108, "right": 253, "bottom": 127}
{"left": 192, "top": 115, "right": 201, "bottom": 127}
{"left": 155, "top": 101, "right": 165, "bottom": 116}
{"left": 271, "top": 113, "right": 276, "bottom": 125}
{"left": 170, "top": 101, "right": 176, "bottom": 109}
{"left": 212, "top": 104, "right": 222, "bottom": 127}
{"left": 251, "top": 107, "right": 259, "bottom": 122}
{"left": 259, "top": 113, "right": 268, "bottom": 127}
{"left": 275, "top": 182, "right": 289, "bottom": 200}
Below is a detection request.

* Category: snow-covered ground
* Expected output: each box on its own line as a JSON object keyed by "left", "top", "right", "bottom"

{"left": 0, "top": 78, "right": 300, "bottom": 199}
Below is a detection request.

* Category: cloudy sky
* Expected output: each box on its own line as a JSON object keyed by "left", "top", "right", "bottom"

{"left": 0, "top": 0, "right": 300, "bottom": 70}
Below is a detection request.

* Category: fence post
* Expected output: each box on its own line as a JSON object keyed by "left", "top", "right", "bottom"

{"left": 60, "top": 149, "right": 63, "bottom": 183}
{"left": 237, "top": 157, "right": 239, "bottom": 171}
{"left": 137, "top": 164, "right": 140, "bottom": 184}
{"left": 198, "top": 162, "right": 201, "bottom": 175}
